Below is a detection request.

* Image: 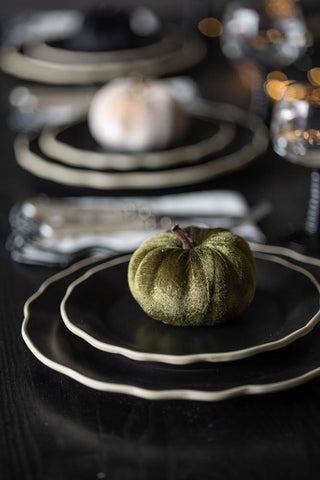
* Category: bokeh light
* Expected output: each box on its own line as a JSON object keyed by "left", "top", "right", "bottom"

{"left": 264, "top": 71, "right": 290, "bottom": 101}
{"left": 308, "top": 68, "right": 320, "bottom": 86}
{"left": 198, "top": 18, "right": 223, "bottom": 38}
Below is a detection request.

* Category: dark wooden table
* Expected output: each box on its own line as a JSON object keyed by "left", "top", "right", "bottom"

{"left": 1, "top": 7, "right": 320, "bottom": 480}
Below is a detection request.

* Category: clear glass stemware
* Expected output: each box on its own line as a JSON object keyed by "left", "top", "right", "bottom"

{"left": 271, "top": 81, "right": 320, "bottom": 254}
{"left": 220, "top": 0, "right": 309, "bottom": 117}
{"left": 221, "top": 0, "right": 308, "bottom": 67}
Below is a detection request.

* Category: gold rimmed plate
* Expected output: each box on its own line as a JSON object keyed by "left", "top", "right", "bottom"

{"left": 21, "top": 247, "right": 320, "bottom": 401}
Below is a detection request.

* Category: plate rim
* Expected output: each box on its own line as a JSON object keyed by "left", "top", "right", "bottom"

{"left": 0, "top": 34, "right": 206, "bottom": 84}
{"left": 38, "top": 115, "right": 236, "bottom": 171}
{"left": 25, "top": 33, "right": 182, "bottom": 64}
{"left": 59, "top": 246, "right": 320, "bottom": 364}
{"left": 21, "top": 246, "right": 320, "bottom": 401}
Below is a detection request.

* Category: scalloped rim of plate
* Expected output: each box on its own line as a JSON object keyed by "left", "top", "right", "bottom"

{"left": 0, "top": 35, "right": 206, "bottom": 84}
{"left": 21, "top": 246, "right": 320, "bottom": 401}
{"left": 59, "top": 246, "right": 320, "bottom": 364}
{"left": 14, "top": 100, "right": 268, "bottom": 190}
{"left": 38, "top": 116, "right": 236, "bottom": 171}
{"left": 25, "top": 34, "right": 181, "bottom": 64}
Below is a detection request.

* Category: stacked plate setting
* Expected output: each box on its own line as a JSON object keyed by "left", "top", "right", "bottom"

{"left": 0, "top": 8, "right": 207, "bottom": 85}
{"left": 2, "top": 11, "right": 268, "bottom": 193}
{"left": 14, "top": 98, "right": 268, "bottom": 192}
{"left": 6, "top": 9, "right": 320, "bottom": 401}
{"left": 22, "top": 243, "right": 320, "bottom": 401}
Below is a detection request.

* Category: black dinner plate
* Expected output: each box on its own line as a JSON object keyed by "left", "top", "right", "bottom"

{"left": 22, "top": 249, "right": 320, "bottom": 401}
{"left": 14, "top": 100, "right": 268, "bottom": 191}
{"left": 1, "top": 31, "right": 206, "bottom": 84}
{"left": 38, "top": 114, "right": 236, "bottom": 171}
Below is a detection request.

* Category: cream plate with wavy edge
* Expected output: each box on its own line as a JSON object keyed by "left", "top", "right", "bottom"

{"left": 21, "top": 246, "right": 320, "bottom": 401}
{"left": 59, "top": 246, "right": 320, "bottom": 364}
{"left": 14, "top": 100, "right": 268, "bottom": 190}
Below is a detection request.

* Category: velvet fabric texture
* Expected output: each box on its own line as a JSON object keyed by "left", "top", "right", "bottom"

{"left": 128, "top": 227, "right": 257, "bottom": 327}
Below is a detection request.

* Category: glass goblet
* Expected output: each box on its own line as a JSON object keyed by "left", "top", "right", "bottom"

{"left": 221, "top": 0, "right": 308, "bottom": 68}
{"left": 220, "top": 0, "right": 309, "bottom": 117}
{"left": 271, "top": 81, "right": 320, "bottom": 255}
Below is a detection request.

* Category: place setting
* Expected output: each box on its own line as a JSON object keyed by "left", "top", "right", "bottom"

{"left": 21, "top": 235, "right": 320, "bottom": 401}
{"left": 4, "top": 0, "right": 320, "bottom": 403}
{"left": 7, "top": 3, "right": 320, "bottom": 479}
{"left": 15, "top": 192, "right": 320, "bottom": 402}
{"left": 0, "top": 6, "right": 207, "bottom": 84}
{"left": 12, "top": 76, "right": 268, "bottom": 192}
{"left": 1, "top": 5, "right": 269, "bottom": 193}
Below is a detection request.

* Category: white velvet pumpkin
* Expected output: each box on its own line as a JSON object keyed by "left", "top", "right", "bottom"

{"left": 88, "top": 77, "right": 189, "bottom": 152}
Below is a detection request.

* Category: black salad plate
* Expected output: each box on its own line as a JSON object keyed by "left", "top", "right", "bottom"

{"left": 60, "top": 249, "right": 320, "bottom": 364}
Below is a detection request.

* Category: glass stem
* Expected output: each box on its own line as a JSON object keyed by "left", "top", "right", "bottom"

{"left": 305, "top": 168, "right": 320, "bottom": 238}
{"left": 249, "top": 64, "right": 269, "bottom": 120}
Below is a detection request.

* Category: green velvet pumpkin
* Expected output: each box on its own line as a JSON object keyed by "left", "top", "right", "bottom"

{"left": 128, "top": 226, "right": 256, "bottom": 327}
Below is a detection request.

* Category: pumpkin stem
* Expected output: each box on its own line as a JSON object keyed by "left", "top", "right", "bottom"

{"left": 171, "top": 224, "right": 195, "bottom": 249}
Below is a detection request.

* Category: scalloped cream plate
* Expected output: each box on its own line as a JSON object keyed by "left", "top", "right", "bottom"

{"left": 21, "top": 246, "right": 320, "bottom": 401}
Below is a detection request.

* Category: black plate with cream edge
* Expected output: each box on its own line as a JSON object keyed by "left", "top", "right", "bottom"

{"left": 0, "top": 9, "right": 206, "bottom": 84}
{"left": 21, "top": 248, "right": 320, "bottom": 401}
{"left": 0, "top": 30, "right": 206, "bottom": 84}
{"left": 60, "top": 248, "right": 320, "bottom": 364}
{"left": 37, "top": 114, "right": 236, "bottom": 171}
{"left": 14, "top": 101, "right": 268, "bottom": 191}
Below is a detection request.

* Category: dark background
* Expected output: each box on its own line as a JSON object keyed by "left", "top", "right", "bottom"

{"left": 0, "top": 0, "right": 317, "bottom": 16}
{"left": 2, "top": 0, "right": 220, "bottom": 18}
